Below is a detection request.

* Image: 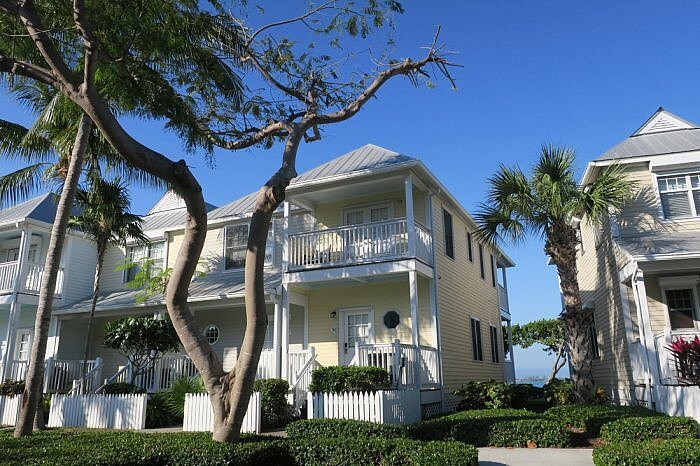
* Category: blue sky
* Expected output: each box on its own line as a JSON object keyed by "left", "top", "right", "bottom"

{"left": 2, "top": 1, "right": 700, "bottom": 378}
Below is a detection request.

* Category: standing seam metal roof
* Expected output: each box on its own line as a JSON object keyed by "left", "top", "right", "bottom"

{"left": 0, "top": 193, "right": 58, "bottom": 225}
{"left": 597, "top": 128, "right": 700, "bottom": 161}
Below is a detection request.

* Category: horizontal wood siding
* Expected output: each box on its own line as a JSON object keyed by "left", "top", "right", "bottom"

{"left": 431, "top": 196, "right": 504, "bottom": 391}
{"left": 61, "top": 236, "right": 98, "bottom": 305}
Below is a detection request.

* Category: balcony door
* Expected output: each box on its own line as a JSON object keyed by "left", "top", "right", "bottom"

{"left": 12, "top": 328, "right": 32, "bottom": 380}
{"left": 342, "top": 203, "right": 391, "bottom": 260}
{"left": 339, "top": 308, "right": 374, "bottom": 366}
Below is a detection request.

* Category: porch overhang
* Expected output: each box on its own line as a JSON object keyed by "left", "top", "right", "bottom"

{"left": 283, "top": 258, "right": 433, "bottom": 286}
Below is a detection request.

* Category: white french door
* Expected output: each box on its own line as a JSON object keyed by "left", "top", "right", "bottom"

{"left": 339, "top": 308, "right": 374, "bottom": 365}
{"left": 12, "top": 329, "right": 32, "bottom": 380}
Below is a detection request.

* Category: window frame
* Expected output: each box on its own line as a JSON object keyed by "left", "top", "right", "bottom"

{"left": 466, "top": 230, "right": 473, "bottom": 262}
{"left": 124, "top": 240, "right": 166, "bottom": 283}
{"left": 224, "top": 222, "right": 275, "bottom": 271}
{"left": 660, "top": 283, "right": 699, "bottom": 331}
{"left": 478, "top": 243, "right": 485, "bottom": 279}
{"left": 341, "top": 201, "right": 392, "bottom": 226}
{"left": 470, "top": 317, "right": 483, "bottom": 362}
{"left": 490, "top": 254, "right": 496, "bottom": 287}
{"left": 655, "top": 171, "right": 700, "bottom": 220}
{"left": 589, "top": 312, "right": 600, "bottom": 359}
{"left": 204, "top": 324, "right": 220, "bottom": 345}
{"left": 443, "top": 209, "right": 454, "bottom": 259}
{"left": 489, "top": 324, "right": 500, "bottom": 363}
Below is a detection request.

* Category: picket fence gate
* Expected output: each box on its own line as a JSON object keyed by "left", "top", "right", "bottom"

{"left": 48, "top": 394, "right": 147, "bottom": 430}
{"left": 308, "top": 390, "right": 421, "bottom": 425}
{"left": 183, "top": 392, "right": 261, "bottom": 433}
{"left": 0, "top": 395, "right": 22, "bottom": 426}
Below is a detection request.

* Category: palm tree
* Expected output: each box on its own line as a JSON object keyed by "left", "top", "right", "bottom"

{"left": 69, "top": 177, "right": 149, "bottom": 392}
{"left": 475, "top": 145, "right": 632, "bottom": 403}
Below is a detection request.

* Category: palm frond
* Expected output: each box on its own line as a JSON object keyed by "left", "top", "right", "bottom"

{"left": 473, "top": 203, "right": 528, "bottom": 246}
{"left": 0, "top": 119, "right": 55, "bottom": 161}
{"left": 0, "top": 163, "right": 53, "bottom": 207}
{"left": 576, "top": 163, "right": 634, "bottom": 225}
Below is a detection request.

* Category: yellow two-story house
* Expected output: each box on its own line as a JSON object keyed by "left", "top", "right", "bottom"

{"left": 4, "top": 144, "right": 515, "bottom": 415}
{"left": 577, "top": 108, "right": 700, "bottom": 420}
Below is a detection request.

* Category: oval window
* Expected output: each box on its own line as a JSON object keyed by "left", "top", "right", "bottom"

{"left": 383, "top": 310, "right": 400, "bottom": 329}
{"left": 205, "top": 324, "right": 220, "bottom": 345}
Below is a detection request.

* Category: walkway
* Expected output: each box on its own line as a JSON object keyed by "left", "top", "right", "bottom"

{"left": 478, "top": 448, "right": 593, "bottom": 466}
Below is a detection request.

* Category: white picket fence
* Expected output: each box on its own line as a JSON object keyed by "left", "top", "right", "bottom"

{"left": 0, "top": 395, "right": 22, "bottom": 426}
{"left": 48, "top": 394, "right": 147, "bottom": 430}
{"left": 183, "top": 392, "right": 261, "bottom": 433}
{"left": 308, "top": 390, "right": 421, "bottom": 425}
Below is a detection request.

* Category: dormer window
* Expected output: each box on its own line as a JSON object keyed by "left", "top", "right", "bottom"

{"left": 657, "top": 173, "right": 700, "bottom": 219}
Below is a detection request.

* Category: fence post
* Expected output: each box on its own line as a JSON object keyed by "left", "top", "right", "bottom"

{"left": 93, "top": 357, "right": 103, "bottom": 393}
{"left": 393, "top": 339, "right": 401, "bottom": 387}
{"left": 43, "top": 357, "right": 54, "bottom": 393}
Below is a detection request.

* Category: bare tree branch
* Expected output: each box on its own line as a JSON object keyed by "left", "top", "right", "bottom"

{"left": 244, "top": 0, "right": 335, "bottom": 47}
{"left": 0, "top": 54, "right": 57, "bottom": 85}
{"left": 207, "top": 120, "right": 290, "bottom": 150}
{"left": 243, "top": 52, "right": 309, "bottom": 104}
{"left": 73, "top": 0, "right": 97, "bottom": 89}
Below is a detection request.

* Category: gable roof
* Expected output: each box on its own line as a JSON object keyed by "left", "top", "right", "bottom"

{"left": 597, "top": 108, "right": 700, "bottom": 161}
{"left": 0, "top": 193, "right": 58, "bottom": 226}
{"left": 209, "top": 144, "right": 414, "bottom": 221}
{"left": 141, "top": 191, "right": 217, "bottom": 233}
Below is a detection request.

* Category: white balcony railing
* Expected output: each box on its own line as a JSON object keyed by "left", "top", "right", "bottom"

{"left": 0, "top": 261, "right": 64, "bottom": 296}
{"left": 288, "top": 218, "right": 433, "bottom": 270}
{"left": 349, "top": 340, "right": 440, "bottom": 389}
{"left": 654, "top": 329, "right": 700, "bottom": 385}
{"left": 498, "top": 284, "right": 509, "bottom": 313}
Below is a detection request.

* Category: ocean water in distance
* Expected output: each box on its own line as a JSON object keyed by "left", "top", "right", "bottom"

{"left": 515, "top": 379, "right": 546, "bottom": 387}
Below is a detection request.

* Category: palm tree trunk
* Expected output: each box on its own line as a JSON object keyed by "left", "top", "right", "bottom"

{"left": 14, "top": 113, "right": 92, "bottom": 437}
{"left": 80, "top": 240, "right": 106, "bottom": 394}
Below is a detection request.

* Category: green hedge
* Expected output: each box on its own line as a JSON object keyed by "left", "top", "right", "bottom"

{"left": 308, "top": 366, "right": 390, "bottom": 393}
{"left": 290, "top": 437, "right": 477, "bottom": 466}
{"left": 416, "top": 409, "right": 571, "bottom": 447}
{"left": 593, "top": 438, "right": 700, "bottom": 465}
{"left": 0, "top": 430, "right": 292, "bottom": 466}
{"left": 600, "top": 416, "right": 699, "bottom": 442}
{"left": 544, "top": 404, "right": 661, "bottom": 436}
{"left": 0, "top": 429, "right": 478, "bottom": 466}
{"left": 253, "top": 378, "right": 290, "bottom": 429}
{"left": 286, "top": 418, "right": 407, "bottom": 440}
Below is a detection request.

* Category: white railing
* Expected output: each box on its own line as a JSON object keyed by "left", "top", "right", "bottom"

{"left": 0, "top": 395, "right": 22, "bottom": 426}
{"left": 255, "top": 349, "right": 276, "bottom": 380}
{"left": 183, "top": 392, "right": 261, "bottom": 433}
{"left": 288, "top": 218, "right": 434, "bottom": 270}
{"left": 44, "top": 358, "right": 102, "bottom": 393}
{"left": 48, "top": 394, "right": 147, "bottom": 430}
{"left": 131, "top": 355, "right": 198, "bottom": 392}
{"left": 498, "top": 284, "right": 509, "bottom": 312}
{"left": 350, "top": 340, "right": 440, "bottom": 389}
{"left": 308, "top": 390, "right": 421, "bottom": 425}
{"left": 655, "top": 329, "right": 700, "bottom": 385}
{"left": 289, "top": 348, "right": 318, "bottom": 414}
{"left": 0, "top": 261, "right": 18, "bottom": 293}
{"left": 24, "top": 262, "right": 64, "bottom": 295}
{"left": 7, "top": 360, "right": 29, "bottom": 381}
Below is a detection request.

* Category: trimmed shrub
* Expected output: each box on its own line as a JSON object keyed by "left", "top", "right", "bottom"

{"left": 308, "top": 366, "right": 390, "bottom": 393}
{"left": 0, "top": 430, "right": 293, "bottom": 466}
{"left": 286, "top": 418, "right": 407, "bottom": 440}
{"left": 254, "top": 378, "right": 290, "bottom": 429}
{"left": 593, "top": 438, "right": 700, "bottom": 465}
{"left": 101, "top": 382, "right": 145, "bottom": 395}
{"left": 289, "top": 437, "right": 478, "bottom": 466}
{"left": 510, "top": 383, "right": 544, "bottom": 409}
{"left": 0, "top": 378, "right": 25, "bottom": 397}
{"left": 453, "top": 380, "right": 512, "bottom": 410}
{"left": 415, "top": 408, "right": 571, "bottom": 447}
{"left": 543, "top": 378, "right": 576, "bottom": 406}
{"left": 600, "top": 416, "right": 699, "bottom": 442}
{"left": 545, "top": 404, "right": 661, "bottom": 436}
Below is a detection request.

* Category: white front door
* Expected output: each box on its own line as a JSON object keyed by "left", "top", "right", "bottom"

{"left": 13, "top": 329, "right": 32, "bottom": 379}
{"left": 339, "top": 308, "right": 374, "bottom": 365}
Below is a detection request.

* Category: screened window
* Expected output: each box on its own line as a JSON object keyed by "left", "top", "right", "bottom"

{"left": 478, "top": 244, "right": 485, "bottom": 279}
{"left": 466, "top": 231, "right": 473, "bottom": 262}
{"left": 443, "top": 209, "right": 454, "bottom": 259}
{"left": 665, "top": 289, "right": 697, "bottom": 330}
{"left": 657, "top": 173, "right": 700, "bottom": 218}
{"left": 470, "top": 317, "right": 483, "bottom": 361}
{"left": 490, "top": 325, "right": 500, "bottom": 363}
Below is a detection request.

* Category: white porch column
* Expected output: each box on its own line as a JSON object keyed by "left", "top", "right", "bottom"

{"left": 408, "top": 270, "right": 421, "bottom": 387}
{"left": 404, "top": 174, "right": 416, "bottom": 258}
{"left": 282, "top": 201, "right": 290, "bottom": 272}
{"left": 45, "top": 316, "right": 61, "bottom": 360}
{"left": 273, "top": 294, "right": 282, "bottom": 378}
{"left": 281, "top": 284, "right": 290, "bottom": 381}
{"left": 1, "top": 226, "right": 32, "bottom": 380}
{"left": 631, "top": 268, "right": 661, "bottom": 408}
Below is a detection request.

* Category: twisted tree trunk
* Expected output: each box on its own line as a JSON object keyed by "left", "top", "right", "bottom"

{"left": 14, "top": 113, "right": 92, "bottom": 436}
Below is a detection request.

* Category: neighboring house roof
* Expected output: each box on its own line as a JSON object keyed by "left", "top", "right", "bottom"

{"left": 0, "top": 193, "right": 58, "bottom": 226}
{"left": 57, "top": 270, "right": 282, "bottom": 313}
{"left": 141, "top": 191, "right": 217, "bottom": 233}
{"left": 208, "top": 192, "right": 258, "bottom": 221}
{"left": 597, "top": 108, "right": 700, "bottom": 161}
{"left": 616, "top": 231, "right": 700, "bottom": 260}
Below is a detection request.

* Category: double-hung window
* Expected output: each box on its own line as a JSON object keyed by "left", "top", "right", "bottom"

{"left": 466, "top": 231, "right": 473, "bottom": 262}
{"left": 665, "top": 289, "right": 697, "bottom": 330}
{"left": 470, "top": 317, "right": 483, "bottom": 361}
{"left": 589, "top": 313, "right": 600, "bottom": 358}
{"left": 443, "top": 209, "right": 454, "bottom": 259}
{"left": 225, "top": 223, "right": 274, "bottom": 270}
{"left": 657, "top": 173, "right": 700, "bottom": 219}
{"left": 478, "top": 244, "right": 485, "bottom": 279}
{"left": 125, "top": 241, "right": 165, "bottom": 282}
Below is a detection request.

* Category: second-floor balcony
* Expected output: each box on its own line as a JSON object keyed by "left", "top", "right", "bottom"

{"left": 0, "top": 261, "right": 65, "bottom": 296}
{"left": 288, "top": 218, "right": 433, "bottom": 271}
